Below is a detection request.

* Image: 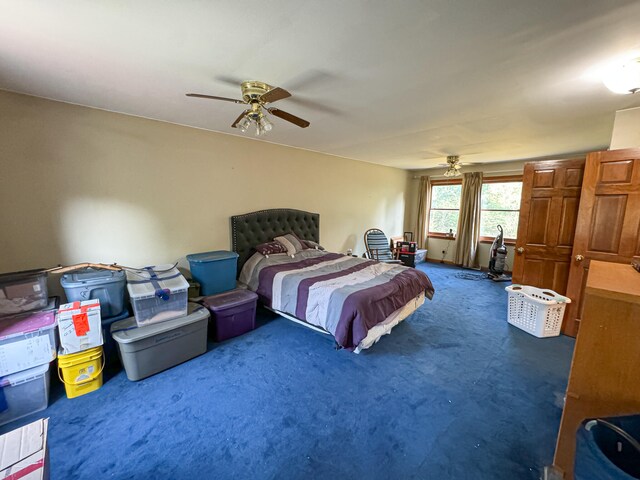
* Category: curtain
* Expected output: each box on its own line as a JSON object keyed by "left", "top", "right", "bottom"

{"left": 454, "top": 172, "right": 483, "bottom": 268}
{"left": 415, "top": 176, "right": 431, "bottom": 250}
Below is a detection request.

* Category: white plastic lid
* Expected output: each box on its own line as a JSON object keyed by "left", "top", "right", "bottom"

{"left": 0, "top": 362, "right": 49, "bottom": 387}
{"left": 125, "top": 264, "right": 189, "bottom": 299}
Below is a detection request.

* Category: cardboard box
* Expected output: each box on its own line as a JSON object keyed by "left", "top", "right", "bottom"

{"left": 57, "top": 299, "right": 103, "bottom": 354}
{"left": 0, "top": 418, "right": 49, "bottom": 480}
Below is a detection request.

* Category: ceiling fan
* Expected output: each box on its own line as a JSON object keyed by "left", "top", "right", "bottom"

{"left": 438, "top": 155, "right": 464, "bottom": 177}
{"left": 186, "top": 81, "right": 310, "bottom": 136}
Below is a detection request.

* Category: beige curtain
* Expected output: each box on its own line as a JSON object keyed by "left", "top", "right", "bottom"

{"left": 415, "top": 176, "right": 431, "bottom": 250}
{"left": 454, "top": 172, "right": 483, "bottom": 268}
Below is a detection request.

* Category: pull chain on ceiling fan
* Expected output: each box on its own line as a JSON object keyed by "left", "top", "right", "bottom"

{"left": 186, "top": 81, "right": 310, "bottom": 136}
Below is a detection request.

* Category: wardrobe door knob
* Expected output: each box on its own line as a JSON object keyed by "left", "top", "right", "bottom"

{"left": 575, "top": 254, "right": 584, "bottom": 262}
{"left": 516, "top": 247, "right": 524, "bottom": 254}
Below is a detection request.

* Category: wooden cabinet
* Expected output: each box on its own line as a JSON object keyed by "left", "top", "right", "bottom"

{"left": 553, "top": 261, "right": 640, "bottom": 478}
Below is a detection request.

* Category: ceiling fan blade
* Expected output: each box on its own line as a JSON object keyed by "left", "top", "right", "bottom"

{"left": 231, "top": 111, "right": 248, "bottom": 128}
{"left": 267, "top": 108, "right": 310, "bottom": 128}
{"left": 186, "top": 93, "right": 245, "bottom": 104}
{"left": 260, "top": 87, "right": 291, "bottom": 104}
{"left": 214, "top": 74, "right": 245, "bottom": 87}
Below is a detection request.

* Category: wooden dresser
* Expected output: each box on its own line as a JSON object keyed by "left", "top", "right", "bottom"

{"left": 553, "top": 260, "right": 640, "bottom": 478}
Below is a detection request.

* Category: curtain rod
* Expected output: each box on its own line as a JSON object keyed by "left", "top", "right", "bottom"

{"left": 412, "top": 169, "right": 523, "bottom": 179}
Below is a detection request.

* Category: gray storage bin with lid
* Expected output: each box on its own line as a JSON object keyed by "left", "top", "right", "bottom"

{"left": 111, "top": 303, "right": 209, "bottom": 381}
{"left": 60, "top": 268, "right": 127, "bottom": 318}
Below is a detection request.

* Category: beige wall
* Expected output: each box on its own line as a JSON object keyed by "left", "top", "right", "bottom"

{"left": 405, "top": 160, "right": 528, "bottom": 270}
{"left": 0, "top": 91, "right": 409, "bottom": 280}
{"left": 610, "top": 107, "right": 640, "bottom": 149}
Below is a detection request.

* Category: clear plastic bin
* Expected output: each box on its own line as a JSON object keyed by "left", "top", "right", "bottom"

{"left": 0, "top": 269, "right": 48, "bottom": 317}
{"left": 0, "top": 363, "right": 50, "bottom": 427}
{"left": 126, "top": 265, "right": 189, "bottom": 326}
{"left": 0, "top": 310, "right": 57, "bottom": 376}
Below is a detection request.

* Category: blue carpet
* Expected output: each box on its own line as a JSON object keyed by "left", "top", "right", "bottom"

{"left": 1, "top": 263, "right": 574, "bottom": 479}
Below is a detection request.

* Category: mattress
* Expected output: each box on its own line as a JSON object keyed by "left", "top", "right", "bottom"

{"left": 239, "top": 250, "right": 434, "bottom": 350}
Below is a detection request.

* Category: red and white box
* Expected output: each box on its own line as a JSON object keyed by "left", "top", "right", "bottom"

{"left": 57, "top": 299, "right": 103, "bottom": 354}
{"left": 0, "top": 418, "right": 49, "bottom": 480}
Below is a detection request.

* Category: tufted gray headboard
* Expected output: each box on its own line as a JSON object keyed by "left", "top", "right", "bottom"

{"left": 231, "top": 208, "right": 320, "bottom": 275}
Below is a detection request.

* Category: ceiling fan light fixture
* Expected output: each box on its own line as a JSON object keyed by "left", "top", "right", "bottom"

{"left": 443, "top": 155, "right": 462, "bottom": 177}
{"left": 237, "top": 115, "right": 251, "bottom": 132}
{"left": 186, "top": 79, "right": 310, "bottom": 134}
{"left": 259, "top": 115, "right": 273, "bottom": 132}
{"left": 603, "top": 57, "right": 640, "bottom": 94}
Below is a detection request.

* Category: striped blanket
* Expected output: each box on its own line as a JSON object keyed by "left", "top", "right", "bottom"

{"left": 239, "top": 250, "right": 434, "bottom": 350}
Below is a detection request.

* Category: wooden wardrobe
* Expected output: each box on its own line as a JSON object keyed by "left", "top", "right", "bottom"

{"left": 552, "top": 261, "right": 640, "bottom": 478}
{"left": 512, "top": 147, "right": 640, "bottom": 336}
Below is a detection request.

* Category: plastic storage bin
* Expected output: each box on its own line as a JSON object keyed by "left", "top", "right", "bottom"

{"left": 186, "top": 251, "right": 239, "bottom": 296}
{"left": 575, "top": 416, "right": 640, "bottom": 479}
{"left": 0, "top": 310, "right": 57, "bottom": 377}
{"left": 61, "top": 268, "right": 127, "bottom": 318}
{"left": 505, "top": 285, "right": 571, "bottom": 338}
{"left": 57, "top": 346, "right": 104, "bottom": 399}
{"left": 0, "top": 363, "right": 50, "bottom": 427}
{"left": 57, "top": 299, "right": 103, "bottom": 355}
{"left": 202, "top": 289, "right": 258, "bottom": 341}
{"left": 126, "top": 264, "right": 189, "bottom": 326}
{"left": 111, "top": 303, "right": 209, "bottom": 381}
{"left": 0, "top": 269, "right": 48, "bottom": 317}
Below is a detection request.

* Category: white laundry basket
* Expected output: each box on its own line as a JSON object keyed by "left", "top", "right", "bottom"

{"left": 505, "top": 285, "right": 571, "bottom": 338}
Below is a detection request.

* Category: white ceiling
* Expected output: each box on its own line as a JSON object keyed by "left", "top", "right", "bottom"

{"left": 1, "top": 0, "right": 639, "bottom": 170}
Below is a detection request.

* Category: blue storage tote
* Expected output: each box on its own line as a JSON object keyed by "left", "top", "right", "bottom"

{"left": 575, "top": 416, "right": 640, "bottom": 479}
{"left": 61, "top": 268, "right": 127, "bottom": 318}
{"left": 186, "top": 251, "right": 238, "bottom": 296}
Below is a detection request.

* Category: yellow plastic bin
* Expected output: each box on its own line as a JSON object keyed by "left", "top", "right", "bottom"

{"left": 57, "top": 346, "right": 104, "bottom": 399}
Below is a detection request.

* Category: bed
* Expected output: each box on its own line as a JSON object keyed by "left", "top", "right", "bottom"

{"left": 231, "top": 209, "right": 434, "bottom": 352}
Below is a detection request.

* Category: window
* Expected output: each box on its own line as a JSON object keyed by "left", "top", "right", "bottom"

{"left": 428, "top": 182, "right": 462, "bottom": 235}
{"left": 480, "top": 179, "right": 522, "bottom": 240}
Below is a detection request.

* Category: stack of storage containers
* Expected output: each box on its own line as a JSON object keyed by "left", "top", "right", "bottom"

{"left": 60, "top": 268, "right": 129, "bottom": 364}
{"left": 187, "top": 250, "right": 259, "bottom": 342}
{"left": 57, "top": 267, "right": 132, "bottom": 398}
{"left": 56, "top": 298, "right": 104, "bottom": 398}
{"left": 111, "top": 264, "right": 210, "bottom": 381}
{"left": 0, "top": 269, "right": 56, "bottom": 427}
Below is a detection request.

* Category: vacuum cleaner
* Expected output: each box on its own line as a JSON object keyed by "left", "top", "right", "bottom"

{"left": 488, "top": 225, "right": 511, "bottom": 282}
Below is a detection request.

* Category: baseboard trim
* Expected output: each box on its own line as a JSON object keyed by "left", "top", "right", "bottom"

{"left": 425, "top": 258, "right": 456, "bottom": 266}
{"left": 424, "top": 258, "right": 512, "bottom": 274}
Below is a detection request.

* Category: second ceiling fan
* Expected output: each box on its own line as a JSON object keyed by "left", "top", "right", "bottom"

{"left": 186, "top": 80, "right": 310, "bottom": 136}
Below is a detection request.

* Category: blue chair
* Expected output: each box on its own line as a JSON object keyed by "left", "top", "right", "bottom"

{"left": 364, "top": 229, "right": 402, "bottom": 264}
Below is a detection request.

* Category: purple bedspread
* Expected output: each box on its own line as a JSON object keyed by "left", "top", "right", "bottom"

{"left": 241, "top": 251, "right": 434, "bottom": 350}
